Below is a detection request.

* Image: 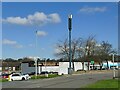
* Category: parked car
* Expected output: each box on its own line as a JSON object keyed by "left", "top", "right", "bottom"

{"left": 27, "top": 72, "right": 35, "bottom": 76}
{"left": 2, "top": 73, "right": 10, "bottom": 79}
{"left": 10, "top": 72, "right": 16, "bottom": 74}
{"left": 49, "top": 71, "right": 58, "bottom": 75}
{"left": 9, "top": 73, "right": 31, "bottom": 81}
{"left": 40, "top": 71, "right": 49, "bottom": 75}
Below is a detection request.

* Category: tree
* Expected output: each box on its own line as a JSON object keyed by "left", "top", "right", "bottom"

{"left": 84, "top": 35, "right": 97, "bottom": 70}
{"left": 18, "top": 58, "right": 23, "bottom": 62}
{"left": 71, "top": 38, "right": 84, "bottom": 70}
{"left": 55, "top": 39, "right": 69, "bottom": 60}
{"left": 99, "top": 41, "right": 115, "bottom": 69}
{"left": 55, "top": 38, "right": 84, "bottom": 71}
{"left": 4, "top": 58, "right": 17, "bottom": 62}
{"left": 22, "top": 57, "right": 34, "bottom": 62}
{"left": 55, "top": 35, "right": 116, "bottom": 71}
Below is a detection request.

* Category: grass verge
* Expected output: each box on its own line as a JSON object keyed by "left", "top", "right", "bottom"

{"left": 31, "top": 74, "right": 62, "bottom": 79}
{"left": 84, "top": 79, "right": 119, "bottom": 88}
{"left": 0, "top": 78, "right": 8, "bottom": 82}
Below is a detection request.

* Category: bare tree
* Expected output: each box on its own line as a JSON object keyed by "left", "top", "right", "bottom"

{"left": 99, "top": 41, "right": 114, "bottom": 69}
{"left": 55, "top": 38, "right": 84, "bottom": 71}
{"left": 84, "top": 35, "right": 97, "bottom": 70}
{"left": 71, "top": 38, "right": 83, "bottom": 71}
{"left": 55, "top": 39, "right": 69, "bottom": 60}
{"left": 55, "top": 35, "right": 115, "bottom": 71}
{"left": 85, "top": 35, "right": 96, "bottom": 56}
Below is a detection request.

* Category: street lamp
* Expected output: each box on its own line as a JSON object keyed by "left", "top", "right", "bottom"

{"left": 44, "top": 58, "right": 46, "bottom": 71}
{"left": 68, "top": 14, "right": 72, "bottom": 74}
{"left": 20, "top": 61, "right": 22, "bottom": 73}
{"left": 112, "top": 53, "right": 115, "bottom": 79}
{"left": 36, "top": 31, "right": 38, "bottom": 52}
{"left": 35, "top": 31, "right": 38, "bottom": 78}
{"left": 34, "top": 57, "right": 38, "bottom": 78}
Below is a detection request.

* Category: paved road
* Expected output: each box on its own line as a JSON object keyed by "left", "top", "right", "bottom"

{"left": 2, "top": 71, "right": 116, "bottom": 89}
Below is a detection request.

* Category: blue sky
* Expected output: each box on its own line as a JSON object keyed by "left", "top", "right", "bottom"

{"left": 2, "top": 2, "right": 118, "bottom": 59}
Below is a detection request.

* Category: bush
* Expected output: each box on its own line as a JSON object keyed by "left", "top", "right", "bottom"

{"left": 31, "top": 74, "right": 61, "bottom": 79}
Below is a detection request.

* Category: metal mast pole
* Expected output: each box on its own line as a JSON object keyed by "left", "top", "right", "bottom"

{"left": 112, "top": 53, "right": 115, "bottom": 79}
{"left": 68, "top": 14, "right": 72, "bottom": 74}
{"left": 35, "top": 31, "right": 38, "bottom": 78}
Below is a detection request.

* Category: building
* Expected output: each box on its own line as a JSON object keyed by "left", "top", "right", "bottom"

{"left": 102, "top": 61, "right": 120, "bottom": 69}
{"left": 21, "top": 61, "right": 87, "bottom": 75}
{"left": 0, "top": 61, "right": 21, "bottom": 73}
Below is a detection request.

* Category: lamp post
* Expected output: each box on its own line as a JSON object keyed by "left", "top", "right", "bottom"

{"left": 68, "top": 14, "right": 72, "bottom": 74}
{"left": 44, "top": 58, "right": 46, "bottom": 71}
{"left": 35, "top": 31, "right": 38, "bottom": 78}
{"left": 86, "top": 46, "right": 90, "bottom": 70}
{"left": 112, "top": 53, "right": 115, "bottom": 79}
{"left": 20, "top": 61, "right": 22, "bottom": 73}
{"left": 34, "top": 57, "right": 38, "bottom": 78}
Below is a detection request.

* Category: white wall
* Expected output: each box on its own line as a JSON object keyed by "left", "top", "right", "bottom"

{"left": 84, "top": 62, "right": 89, "bottom": 70}
{"left": 58, "top": 62, "right": 83, "bottom": 75}
{"left": 59, "top": 62, "right": 69, "bottom": 75}
{"left": 40, "top": 66, "right": 59, "bottom": 73}
{"left": 22, "top": 62, "right": 83, "bottom": 75}
{"left": 74, "top": 62, "right": 82, "bottom": 71}
{"left": 13, "top": 67, "right": 16, "bottom": 71}
{"left": 39, "top": 62, "right": 83, "bottom": 75}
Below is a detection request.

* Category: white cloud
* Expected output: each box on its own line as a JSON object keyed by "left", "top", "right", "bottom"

{"left": 2, "top": 39, "right": 17, "bottom": 45}
{"left": 48, "top": 13, "right": 61, "bottom": 23}
{"left": 3, "top": 12, "right": 61, "bottom": 26}
{"left": 15, "top": 45, "right": 23, "bottom": 48}
{"left": 79, "top": 6, "right": 107, "bottom": 13}
{"left": 2, "top": 39, "right": 23, "bottom": 48}
{"left": 36, "top": 31, "right": 47, "bottom": 37}
{"left": 2, "top": 17, "right": 27, "bottom": 25}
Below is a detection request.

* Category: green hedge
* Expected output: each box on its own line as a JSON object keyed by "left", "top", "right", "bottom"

{"left": 31, "top": 74, "right": 61, "bottom": 79}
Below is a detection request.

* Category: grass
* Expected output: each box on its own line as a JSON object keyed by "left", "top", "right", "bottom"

{"left": 84, "top": 79, "right": 119, "bottom": 88}
{"left": 0, "top": 78, "right": 8, "bottom": 82}
{"left": 31, "top": 74, "right": 62, "bottom": 79}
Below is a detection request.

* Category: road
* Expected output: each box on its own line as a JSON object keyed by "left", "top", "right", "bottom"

{"left": 2, "top": 71, "right": 117, "bottom": 89}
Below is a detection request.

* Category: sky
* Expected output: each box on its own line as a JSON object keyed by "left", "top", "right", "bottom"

{"left": 2, "top": 2, "right": 118, "bottom": 59}
{"left": 2, "top": 0, "right": 120, "bottom": 2}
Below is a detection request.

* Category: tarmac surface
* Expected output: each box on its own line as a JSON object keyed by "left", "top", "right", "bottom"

{"left": 2, "top": 70, "right": 119, "bottom": 89}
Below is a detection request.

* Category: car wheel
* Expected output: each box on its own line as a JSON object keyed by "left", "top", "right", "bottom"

{"left": 11, "top": 79, "right": 13, "bottom": 81}
{"left": 22, "top": 77, "right": 25, "bottom": 80}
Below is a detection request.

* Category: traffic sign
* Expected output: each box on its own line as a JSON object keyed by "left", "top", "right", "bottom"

{"left": 91, "top": 60, "right": 94, "bottom": 64}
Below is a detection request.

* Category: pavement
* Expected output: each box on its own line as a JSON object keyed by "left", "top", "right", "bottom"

{"left": 2, "top": 71, "right": 118, "bottom": 89}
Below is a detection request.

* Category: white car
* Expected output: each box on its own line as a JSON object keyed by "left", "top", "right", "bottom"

{"left": 9, "top": 73, "right": 31, "bottom": 81}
